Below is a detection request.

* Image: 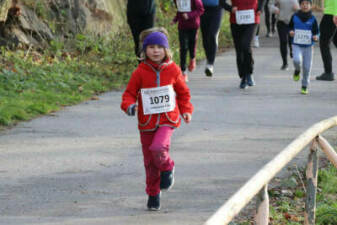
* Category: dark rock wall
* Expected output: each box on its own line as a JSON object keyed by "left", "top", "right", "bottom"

{"left": 0, "top": 0, "right": 127, "bottom": 48}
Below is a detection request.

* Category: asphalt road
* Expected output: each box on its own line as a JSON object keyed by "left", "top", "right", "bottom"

{"left": 1, "top": 27, "right": 337, "bottom": 225}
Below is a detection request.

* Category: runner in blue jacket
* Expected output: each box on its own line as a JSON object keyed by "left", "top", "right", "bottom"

{"left": 289, "top": 0, "right": 319, "bottom": 94}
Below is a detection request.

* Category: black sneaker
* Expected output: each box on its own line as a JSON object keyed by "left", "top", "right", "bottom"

{"left": 147, "top": 193, "right": 160, "bottom": 211}
{"left": 280, "top": 64, "right": 289, "bottom": 70}
{"left": 301, "top": 86, "right": 308, "bottom": 95}
{"left": 316, "top": 73, "right": 335, "bottom": 81}
{"left": 239, "top": 78, "right": 248, "bottom": 89}
{"left": 160, "top": 168, "right": 174, "bottom": 191}
{"left": 246, "top": 74, "right": 256, "bottom": 86}
{"left": 204, "top": 65, "right": 214, "bottom": 77}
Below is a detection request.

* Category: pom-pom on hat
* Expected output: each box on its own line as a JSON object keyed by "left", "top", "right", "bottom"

{"left": 142, "top": 32, "right": 169, "bottom": 50}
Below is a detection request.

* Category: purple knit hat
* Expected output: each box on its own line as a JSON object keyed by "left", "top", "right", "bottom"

{"left": 142, "top": 32, "right": 169, "bottom": 50}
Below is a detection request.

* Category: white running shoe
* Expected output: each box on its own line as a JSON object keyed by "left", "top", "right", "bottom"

{"left": 253, "top": 36, "right": 260, "bottom": 48}
{"left": 205, "top": 64, "right": 214, "bottom": 77}
{"left": 182, "top": 72, "right": 189, "bottom": 82}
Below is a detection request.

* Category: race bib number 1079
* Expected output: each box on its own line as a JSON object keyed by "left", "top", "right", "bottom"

{"left": 141, "top": 85, "right": 176, "bottom": 115}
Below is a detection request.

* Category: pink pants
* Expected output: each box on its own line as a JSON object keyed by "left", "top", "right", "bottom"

{"left": 140, "top": 126, "right": 175, "bottom": 196}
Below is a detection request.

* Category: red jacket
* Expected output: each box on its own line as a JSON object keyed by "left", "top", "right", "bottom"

{"left": 228, "top": 0, "right": 261, "bottom": 24}
{"left": 121, "top": 59, "right": 193, "bottom": 131}
{"left": 173, "top": 0, "right": 204, "bottom": 30}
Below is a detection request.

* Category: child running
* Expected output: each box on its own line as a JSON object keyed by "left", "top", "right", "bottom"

{"left": 173, "top": 0, "right": 204, "bottom": 82}
{"left": 121, "top": 27, "right": 194, "bottom": 211}
{"left": 289, "top": 0, "right": 319, "bottom": 94}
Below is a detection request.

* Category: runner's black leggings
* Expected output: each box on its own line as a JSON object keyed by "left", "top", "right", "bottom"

{"left": 200, "top": 6, "right": 223, "bottom": 65}
{"left": 231, "top": 23, "right": 257, "bottom": 79}
{"left": 178, "top": 29, "right": 198, "bottom": 72}
{"left": 256, "top": 24, "right": 260, "bottom": 36}
{"left": 277, "top": 21, "right": 292, "bottom": 66}
{"left": 319, "top": 14, "right": 337, "bottom": 74}
{"left": 127, "top": 12, "right": 155, "bottom": 57}
{"left": 264, "top": 0, "right": 276, "bottom": 33}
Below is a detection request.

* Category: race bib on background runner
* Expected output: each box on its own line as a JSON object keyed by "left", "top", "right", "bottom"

{"left": 177, "top": 0, "right": 191, "bottom": 12}
{"left": 236, "top": 10, "right": 255, "bottom": 25}
{"left": 294, "top": 29, "right": 312, "bottom": 45}
{"left": 141, "top": 85, "right": 176, "bottom": 115}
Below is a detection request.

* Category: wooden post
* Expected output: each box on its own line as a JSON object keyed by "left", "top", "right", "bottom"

{"left": 304, "top": 140, "right": 319, "bottom": 225}
{"left": 317, "top": 136, "right": 337, "bottom": 169}
{"left": 204, "top": 116, "right": 337, "bottom": 225}
{"left": 255, "top": 184, "right": 269, "bottom": 225}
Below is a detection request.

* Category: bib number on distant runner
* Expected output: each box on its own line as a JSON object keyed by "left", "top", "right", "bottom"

{"left": 177, "top": 0, "right": 191, "bottom": 12}
{"left": 141, "top": 85, "right": 176, "bottom": 115}
{"left": 236, "top": 10, "right": 255, "bottom": 25}
{"left": 294, "top": 29, "right": 312, "bottom": 45}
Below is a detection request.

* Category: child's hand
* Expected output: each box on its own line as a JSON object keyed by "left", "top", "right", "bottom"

{"left": 182, "top": 113, "right": 192, "bottom": 123}
{"left": 127, "top": 104, "right": 137, "bottom": 116}
{"left": 289, "top": 30, "right": 295, "bottom": 37}
{"left": 232, "top": 6, "right": 238, "bottom": 14}
{"left": 182, "top": 13, "right": 188, "bottom": 20}
{"left": 313, "top": 35, "right": 319, "bottom": 42}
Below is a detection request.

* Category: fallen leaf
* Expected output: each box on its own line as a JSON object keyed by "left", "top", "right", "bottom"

{"left": 283, "top": 212, "right": 291, "bottom": 220}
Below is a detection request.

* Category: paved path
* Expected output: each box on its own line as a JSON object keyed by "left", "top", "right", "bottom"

{"left": 1, "top": 30, "right": 337, "bottom": 225}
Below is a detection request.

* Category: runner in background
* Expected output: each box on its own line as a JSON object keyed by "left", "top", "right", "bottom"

{"left": 172, "top": 0, "right": 204, "bottom": 82}
{"left": 253, "top": 0, "right": 276, "bottom": 47}
{"left": 127, "top": 0, "right": 156, "bottom": 59}
{"left": 200, "top": 0, "right": 223, "bottom": 77}
{"left": 220, "top": 0, "right": 266, "bottom": 89}
{"left": 265, "top": 0, "right": 276, "bottom": 37}
{"left": 316, "top": 0, "right": 337, "bottom": 81}
{"left": 289, "top": 0, "right": 319, "bottom": 94}
{"left": 269, "top": 0, "right": 299, "bottom": 70}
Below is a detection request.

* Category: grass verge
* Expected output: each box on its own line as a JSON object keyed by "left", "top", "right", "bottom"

{"left": 0, "top": 0, "right": 232, "bottom": 128}
{"left": 232, "top": 148, "right": 337, "bottom": 225}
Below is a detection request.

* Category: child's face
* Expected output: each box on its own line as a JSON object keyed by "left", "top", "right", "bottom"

{"left": 146, "top": 44, "right": 166, "bottom": 64}
{"left": 300, "top": 1, "right": 311, "bottom": 12}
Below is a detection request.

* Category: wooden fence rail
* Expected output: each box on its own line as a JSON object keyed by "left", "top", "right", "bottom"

{"left": 204, "top": 116, "right": 337, "bottom": 225}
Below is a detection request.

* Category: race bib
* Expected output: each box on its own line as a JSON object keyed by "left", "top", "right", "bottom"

{"left": 141, "top": 85, "right": 176, "bottom": 115}
{"left": 294, "top": 29, "right": 312, "bottom": 45}
{"left": 236, "top": 10, "right": 255, "bottom": 25}
{"left": 177, "top": 0, "right": 191, "bottom": 12}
